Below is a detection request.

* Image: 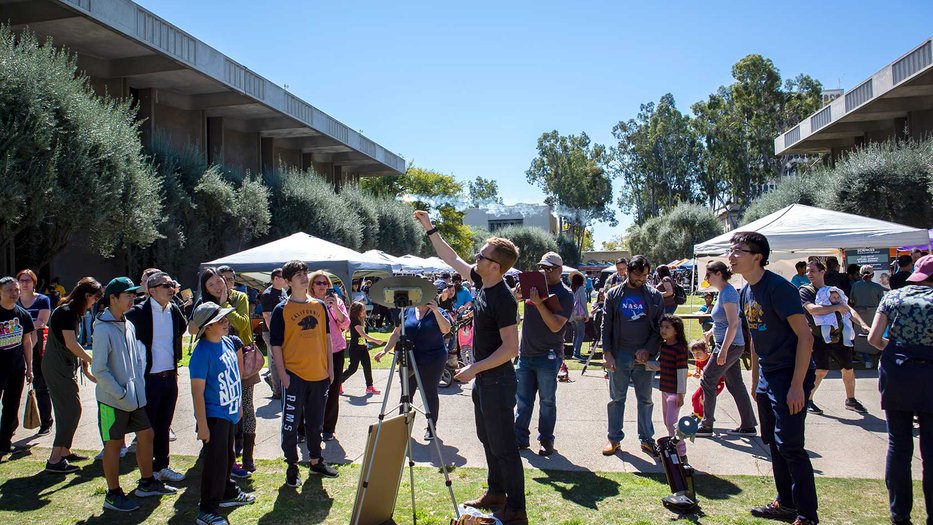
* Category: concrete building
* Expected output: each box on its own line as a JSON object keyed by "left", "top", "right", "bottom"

{"left": 1, "top": 0, "right": 405, "bottom": 285}
{"left": 775, "top": 38, "right": 933, "bottom": 157}
{"left": 1, "top": 0, "right": 405, "bottom": 184}
{"left": 463, "top": 204, "right": 558, "bottom": 234}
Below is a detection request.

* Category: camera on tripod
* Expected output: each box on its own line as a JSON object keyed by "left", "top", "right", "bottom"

{"left": 370, "top": 277, "right": 438, "bottom": 309}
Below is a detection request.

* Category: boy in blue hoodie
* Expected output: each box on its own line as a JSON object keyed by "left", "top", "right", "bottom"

{"left": 93, "top": 277, "right": 177, "bottom": 512}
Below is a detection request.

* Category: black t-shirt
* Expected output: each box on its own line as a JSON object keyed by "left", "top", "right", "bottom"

{"left": 49, "top": 303, "right": 80, "bottom": 345}
{"left": 888, "top": 270, "right": 911, "bottom": 290}
{"left": 519, "top": 280, "right": 574, "bottom": 358}
{"left": 799, "top": 284, "right": 842, "bottom": 343}
{"left": 824, "top": 271, "right": 851, "bottom": 296}
{"left": 438, "top": 293, "right": 455, "bottom": 312}
{"left": 0, "top": 303, "right": 36, "bottom": 357}
{"left": 739, "top": 270, "right": 806, "bottom": 378}
{"left": 470, "top": 268, "right": 518, "bottom": 377}
{"left": 260, "top": 286, "right": 286, "bottom": 319}
{"left": 349, "top": 317, "right": 364, "bottom": 349}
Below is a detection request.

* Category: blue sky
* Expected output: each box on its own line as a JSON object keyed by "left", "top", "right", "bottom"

{"left": 138, "top": 0, "right": 933, "bottom": 246}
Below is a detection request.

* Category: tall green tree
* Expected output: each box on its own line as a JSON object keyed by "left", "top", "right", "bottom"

{"left": 626, "top": 204, "right": 723, "bottom": 265}
{"left": 525, "top": 131, "right": 615, "bottom": 261}
{"left": 467, "top": 176, "right": 502, "bottom": 207}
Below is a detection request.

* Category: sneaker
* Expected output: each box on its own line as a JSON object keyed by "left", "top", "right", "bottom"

{"left": 196, "top": 510, "right": 228, "bottom": 525}
{"left": 286, "top": 463, "right": 301, "bottom": 487}
{"left": 154, "top": 467, "right": 186, "bottom": 483}
{"left": 297, "top": 434, "right": 306, "bottom": 444}
{"left": 424, "top": 428, "right": 434, "bottom": 441}
{"left": 45, "top": 459, "right": 79, "bottom": 474}
{"left": 750, "top": 500, "right": 798, "bottom": 520}
{"left": 36, "top": 425, "right": 52, "bottom": 436}
{"left": 792, "top": 519, "right": 816, "bottom": 525}
{"left": 339, "top": 385, "right": 344, "bottom": 395}
{"left": 231, "top": 463, "right": 251, "bottom": 479}
{"left": 322, "top": 432, "right": 335, "bottom": 442}
{"left": 219, "top": 489, "right": 256, "bottom": 508}
{"left": 694, "top": 426, "right": 714, "bottom": 437}
{"left": 95, "top": 448, "right": 105, "bottom": 461}
{"left": 806, "top": 400, "right": 823, "bottom": 415}
{"left": 640, "top": 440, "right": 659, "bottom": 457}
{"left": 169, "top": 428, "right": 176, "bottom": 442}
{"left": 845, "top": 398, "right": 868, "bottom": 413}
{"left": 726, "top": 427, "right": 757, "bottom": 436}
{"left": 135, "top": 477, "right": 178, "bottom": 497}
{"left": 538, "top": 441, "right": 555, "bottom": 457}
{"left": 366, "top": 385, "right": 381, "bottom": 395}
{"left": 103, "top": 489, "right": 139, "bottom": 512}
{"left": 0, "top": 444, "right": 25, "bottom": 457}
{"left": 63, "top": 452, "right": 88, "bottom": 462}
{"left": 309, "top": 460, "right": 339, "bottom": 478}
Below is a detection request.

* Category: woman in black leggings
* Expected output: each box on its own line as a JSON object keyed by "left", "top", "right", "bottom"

{"left": 375, "top": 297, "right": 451, "bottom": 441}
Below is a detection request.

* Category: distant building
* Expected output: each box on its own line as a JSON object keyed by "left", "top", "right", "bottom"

{"left": 463, "top": 204, "right": 558, "bottom": 234}
{"left": 579, "top": 250, "right": 631, "bottom": 272}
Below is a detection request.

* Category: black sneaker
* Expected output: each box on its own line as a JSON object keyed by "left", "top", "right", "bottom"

{"left": 538, "top": 441, "right": 555, "bottom": 457}
{"left": 45, "top": 459, "right": 79, "bottom": 474}
{"left": 196, "top": 510, "right": 228, "bottom": 525}
{"left": 0, "top": 445, "right": 26, "bottom": 457}
{"left": 750, "top": 500, "right": 798, "bottom": 520}
{"left": 36, "top": 425, "right": 52, "bottom": 436}
{"left": 103, "top": 489, "right": 139, "bottom": 512}
{"left": 726, "top": 427, "right": 757, "bottom": 436}
{"left": 806, "top": 400, "right": 823, "bottom": 415}
{"left": 309, "top": 460, "right": 339, "bottom": 478}
{"left": 424, "top": 428, "right": 434, "bottom": 441}
{"left": 63, "top": 452, "right": 89, "bottom": 462}
{"left": 322, "top": 432, "right": 335, "bottom": 442}
{"left": 135, "top": 477, "right": 178, "bottom": 497}
{"left": 845, "top": 398, "right": 868, "bottom": 413}
{"left": 286, "top": 463, "right": 300, "bottom": 487}
{"left": 640, "top": 440, "right": 659, "bottom": 457}
{"left": 694, "top": 426, "right": 714, "bottom": 437}
{"left": 219, "top": 489, "right": 256, "bottom": 508}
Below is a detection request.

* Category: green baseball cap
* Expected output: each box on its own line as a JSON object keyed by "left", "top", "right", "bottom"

{"left": 103, "top": 277, "right": 141, "bottom": 303}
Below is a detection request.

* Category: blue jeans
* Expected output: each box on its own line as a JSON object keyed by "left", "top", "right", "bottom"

{"left": 514, "top": 354, "right": 561, "bottom": 445}
{"left": 572, "top": 319, "right": 586, "bottom": 359}
{"left": 885, "top": 409, "right": 932, "bottom": 524}
{"left": 606, "top": 351, "right": 655, "bottom": 443}
{"left": 757, "top": 367, "right": 818, "bottom": 523}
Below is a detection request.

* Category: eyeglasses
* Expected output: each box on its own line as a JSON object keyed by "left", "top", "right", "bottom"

{"left": 728, "top": 246, "right": 756, "bottom": 256}
{"left": 149, "top": 283, "right": 172, "bottom": 290}
{"left": 313, "top": 280, "right": 330, "bottom": 286}
{"left": 475, "top": 252, "right": 501, "bottom": 265}
{"left": 539, "top": 265, "right": 558, "bottom": 272}
{"left": 17, "top": 278, "right": 32, "bottom": 283}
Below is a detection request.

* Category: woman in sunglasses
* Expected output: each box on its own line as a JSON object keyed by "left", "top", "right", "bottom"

{"left": 312, "top": 271, "right": 351, "bottom": 442}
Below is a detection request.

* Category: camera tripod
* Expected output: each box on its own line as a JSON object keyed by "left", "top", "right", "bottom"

{"left": 353, "top": 303, "right": 460, "bottom": 525}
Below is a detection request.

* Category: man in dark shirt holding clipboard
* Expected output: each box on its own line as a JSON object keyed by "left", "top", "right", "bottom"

{"left": 414, "top": 210, "right": 527, "bottom": 525}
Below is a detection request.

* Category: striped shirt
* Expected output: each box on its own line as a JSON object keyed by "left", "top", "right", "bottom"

{"left": 659, "top": 342, "right": 688, "bottom": 394}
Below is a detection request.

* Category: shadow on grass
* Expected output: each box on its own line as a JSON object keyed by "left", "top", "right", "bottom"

{"left": 530, "top": 469, "right": 621, "bottom": 509}
{"left": 256, "top": 474, "right": 334, "bottom": 524}
{"left": 632, "top": 471, "right": 743, "bottom": 501}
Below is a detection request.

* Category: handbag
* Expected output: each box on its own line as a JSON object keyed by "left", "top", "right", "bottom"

{"left": 23, "top": 387, "right": 40, "bottom": 429}
{"left": 241, "top": 344, "right": 265, "bottom": 387}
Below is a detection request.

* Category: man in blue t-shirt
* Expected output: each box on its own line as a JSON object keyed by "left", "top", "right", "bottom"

{"left": 513, "top": 252, "right": 575, "bottom": 457}
{"left": 731, "top": 231, "right": 818, "bottom": 525}
{"left": 450, "top": 274, "right": 474, "bottom": 313}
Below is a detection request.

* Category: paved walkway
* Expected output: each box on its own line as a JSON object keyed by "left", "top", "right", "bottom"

{"left": 13, "top": 366, "right": 916, "bottom": 479}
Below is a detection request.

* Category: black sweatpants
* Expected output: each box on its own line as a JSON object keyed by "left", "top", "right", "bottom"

{"left": 323, "top": 350, "right": 344, "bottom": 435}
{"left": 343, "top": 345, "right": 374, "bottom": 387}
{"left": 145, "top": 373, "right": 178, "bottom": 471}
{"left": 282, "top": 371, "right": 329, "bottom": 465}
{"left": 199, "top": 417, "right": 239, "bottom": 514}
{"left": 0, "top": 349, "right": 26, "bottom": 451}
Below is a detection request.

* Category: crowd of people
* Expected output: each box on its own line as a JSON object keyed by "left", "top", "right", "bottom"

{"left": 0, "top": 214, "right": 930, "bottom": 525}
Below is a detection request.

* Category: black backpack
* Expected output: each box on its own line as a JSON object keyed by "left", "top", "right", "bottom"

{"left": 673, "top": 282, "right": 687, "bottom": 305}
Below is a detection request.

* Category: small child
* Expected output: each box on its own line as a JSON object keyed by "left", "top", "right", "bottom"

{"left": 658, "top": 314, "right": 689, "bottom": 462}
{"left": 343, "top": 301, "right": 383, "bottom": 395}
{"left": 189, "top": 302, "right": 256, "bottom": 525}
{"left": 814, "top": 286, "right": 855, "bottom": 347}
{"left": 689, "top": 339, "right": 724, "bottom": 419}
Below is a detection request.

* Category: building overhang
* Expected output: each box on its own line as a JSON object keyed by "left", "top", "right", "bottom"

{"left": 775, "top": 38, "right": 933, "bottom": 156}
{"left": 0, "top": 0, "right": 405, "bottom": 176}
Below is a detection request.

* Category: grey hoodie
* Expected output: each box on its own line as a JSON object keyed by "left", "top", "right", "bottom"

{"left": 92, "top": 307, "right": 148, "bottom": 412}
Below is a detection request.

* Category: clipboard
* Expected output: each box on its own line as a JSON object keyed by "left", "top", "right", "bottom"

{"left": 518, "top": 272, "right": 563, "bottom": 313}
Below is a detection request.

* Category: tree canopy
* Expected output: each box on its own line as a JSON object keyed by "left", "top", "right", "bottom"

{"left": 627, "top": 204, "right": 723, "bottom": 265}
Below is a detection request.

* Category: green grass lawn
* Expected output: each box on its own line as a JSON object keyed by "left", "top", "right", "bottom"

{"left": 0, "top": 448, "right": 909, "bottom": 524}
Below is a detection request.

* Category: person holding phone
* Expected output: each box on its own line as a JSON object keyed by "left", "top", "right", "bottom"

{"left": 313, "top": 272, "right": 350, "bottom": 442}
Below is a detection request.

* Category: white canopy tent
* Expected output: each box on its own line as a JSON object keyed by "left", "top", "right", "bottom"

{"left": 695, "top": 204, "right": 931, "bottom": 255}
{"left": 363, "top": 250, "right": 422, "bottom": 274}
{"left": 203, "top": 232, "right": 393, "bottom": 290}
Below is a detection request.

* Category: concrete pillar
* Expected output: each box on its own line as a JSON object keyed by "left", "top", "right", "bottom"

{"left": 895, "top": 116, "right": 909, "bottom": 140}
{"left": 260, "top": 137, "right": 275, "bottom": 175}
{"left": 301, "top": 153, "right": 313, "bottom": 172}
{"left": 207, "top": 117, "right": 224, "bottom": 165}
{"left": 134, "top": 88, "right": 156, "bottom": 148}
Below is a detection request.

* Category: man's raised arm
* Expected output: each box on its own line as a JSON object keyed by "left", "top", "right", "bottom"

{"left": 414, "top": 210, "right": 473, "bottom": 278}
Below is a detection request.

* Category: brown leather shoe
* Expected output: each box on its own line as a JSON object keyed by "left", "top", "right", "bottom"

{"left": 602, "top": 441, "right": 620, "bottom": 456}
{"left": 463, "top": 491, "right": 506, "bottom": 511}
{"left": 492, "top": 506, "right": 528, "bottom": 525}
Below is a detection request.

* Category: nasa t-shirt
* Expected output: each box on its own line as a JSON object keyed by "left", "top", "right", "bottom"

{"left": 0, "top": 304, "right": 36, "bottom": 360}
{"left": 616, "top": 286, "right": 652, "bottom": 354}
{"left": 189, "top": 336, "right": 241, "bottom": 423}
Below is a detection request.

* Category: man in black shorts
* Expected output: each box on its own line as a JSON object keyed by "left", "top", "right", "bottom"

{"left": 799, "top": 260, "right": 870, "bottom": 415}
{"left": 415, "top": 210, "right": 526, "bottom": 525}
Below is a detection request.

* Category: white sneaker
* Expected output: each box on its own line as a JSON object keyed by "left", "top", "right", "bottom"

{"left": 154, "top": 467, "right": 185, "bottom": 482}
{"left": 169, "top": 428, "right": 177, "bottom": 442}
{"left": 95, "top": 446, "right": 128, "bottom": 460}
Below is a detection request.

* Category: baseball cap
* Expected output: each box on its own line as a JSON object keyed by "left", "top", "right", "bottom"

{"left": 537, "top": 251, "right": 563, "bottom": 268}
{"left": 103, "top": 277, "right": 141, "bottom": 303}
{"left": 189, "top": 301, "right": 234, "bottom": 339}
{"left": 906, "top": 254, "right": 933, "bottom": 283}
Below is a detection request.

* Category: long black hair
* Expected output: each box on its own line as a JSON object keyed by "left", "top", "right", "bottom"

{"left": 60, "top": 277, "right": 103, "bottom": 315}
{"left": 660, "top": 313, "right": 688, "bottom": 348}
{"left": 198, "top": 267, "right": 224, "bottom": 305}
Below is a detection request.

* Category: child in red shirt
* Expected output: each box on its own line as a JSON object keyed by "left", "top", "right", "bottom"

{"left": 659, "top": 314, "right": 689, "bottom": 460}
{"left": 689, "top": 339, "right": 724, "bottom": 419}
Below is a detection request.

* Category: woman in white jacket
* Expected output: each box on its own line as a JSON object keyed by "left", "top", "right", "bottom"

{"left": 92, "top": 277, "right": 177, "bottom": 513}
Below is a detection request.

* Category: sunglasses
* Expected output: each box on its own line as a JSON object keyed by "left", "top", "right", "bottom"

{"left": 475, "top": 252, "right": 501, "bottom": 265}
{"left": 149, "top": 283, "right": 173, "bottom": 289}
{"left": 539, "top": 265, "right": 558, "bottom": 272}
{"left": 313, "top": 280, "right": 330, "bottom": 286}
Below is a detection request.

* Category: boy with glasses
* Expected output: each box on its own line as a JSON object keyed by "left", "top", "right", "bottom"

{"left": 729, "top": 232, "right": 819, "bottom": 525}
